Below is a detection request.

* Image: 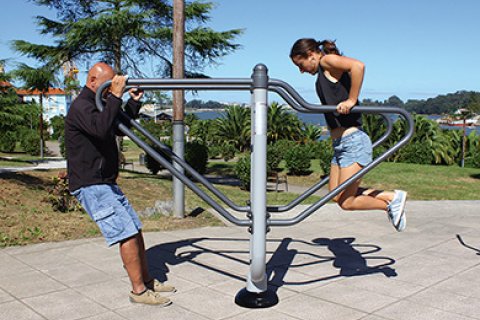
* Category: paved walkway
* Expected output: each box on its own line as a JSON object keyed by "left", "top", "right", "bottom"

{"left": 1, "top": 199, "right": 480, "bottom": 320}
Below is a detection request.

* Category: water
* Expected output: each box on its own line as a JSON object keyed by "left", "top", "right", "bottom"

{"left": 191, "top": 110, "right": 326, "bottom": 125}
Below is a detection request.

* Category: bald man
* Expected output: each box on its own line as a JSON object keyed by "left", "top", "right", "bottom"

{"left": 65, "top": 62, "right": 175, "bottom": 306}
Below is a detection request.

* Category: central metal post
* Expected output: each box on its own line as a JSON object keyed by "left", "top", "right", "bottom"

{"left": 235, "top": 64, "right": 278, "bottom": 308}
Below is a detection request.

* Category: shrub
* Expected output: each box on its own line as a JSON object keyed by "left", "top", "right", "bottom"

{"left": 396, "top": 141, "right": 433, "bottom": 165}
{"left": 235, "top": 155, "right": 251, "bottom": 190}
{"left": 284, "top": 144, "right": 312, "bottom": 175}
{"left": 220, "top": 143, "right": 236, "bottom": 162}
{"left": 185, "top": 141, "right": 209, "bottom": 174}
{"left": 208, "top": 145, "right": 222, "bottom": 159}
{"left": 45, "top": 172, "right": 81, "bottom": 213}
{"left": 145, "top": 140, "right": 171, "bottom": 175}
{"left": 20, "top": 130, "right": 41, "bottom": 156}
{"left": 267, "top": 143, "right": 283, "bottom": 172}
{"left": 274, "top": 139, "right": 296, "bottom": 155}
{"left": 0, "top": 131, "right": 17, "bottom": 152}
{"left": 317, "top": 139, "right": 334, "bottom": 176}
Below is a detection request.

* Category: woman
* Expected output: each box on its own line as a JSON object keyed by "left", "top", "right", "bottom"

{"left": 290, "top": 38, "right": 407, "bottom": 231}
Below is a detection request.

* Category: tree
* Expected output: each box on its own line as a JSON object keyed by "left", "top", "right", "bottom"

{"left": 215, "top": 105, "right": 250, "bottom": 152}
{"left": 267, "top": 102, "right": 302, "bottom": 143}
{"left": 452, "top": 93, "right": 480, "bottom": 167}
{"left": 0, "top": 61, "right": 25, "bottom": 152}
{"left": 13, "top": 0, "right": 242, "bottom": 76}
{"left": 12, "top": 63, "right": 58, "bottom": 158}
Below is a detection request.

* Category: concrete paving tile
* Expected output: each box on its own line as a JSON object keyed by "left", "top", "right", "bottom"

{"left": 74, "top": 279, "right": 131, "bottom": 310}
{"left": 407, "top": 287, "right": 480, "bottom": 319}
{"left": 43, "top": 262, "right": 113, "bottom": 288}
{"left": 338, "top": 272, "right": 425, "bottom": 299}
{"left": 23, "top": 289, "right": 108, "bottom": 320}
{"left": 79, "top": 311, "right": 126, "bottom": 320}
{"left": 2, "top": 238, "right": 89, "bottom": 256}
{"left": 172, "top": 261, "right": 234, "bottom": 286}
{"left": 13, "top": 247, "right": 79, "bottom": 269}
{"left": 392, "top": 251, "right": 474, "bottom": 287}
{"left": 305, "top": 281, "right": 399, "bottom": 313}
{"left": 65, "top": 242, "right": 116, "bottom": 263}
{"left": 275, "top": 293, "right": 366, "bottom": 320}
{"left": 172, "top": 287, "right": 245, "bottom": 320}
{"left": 433, "top": 266, "right": 480, "bottom": 299}
{"left": 0, "top": 270, "right": 66, "bottom": 298}
{"left": 0, "top": 252, "right": 34, "bottom": 276}
{"left": 374, "top": 300, "right": 474, "bottom": 320}
{"left": 358, "top": 316, "right": 391, "bottom": 320}
{"left": 0, "top": 300, "right": 44, "bottom": 320}
{"left": 267, "top": 266, "right": 342, "bottom": 292}
{"left": 81, "top": 255, "right": 127, "bottom": 279}
{"left": 117, "top": 303, "right": 209, "bottom": 320}
{"left": 0, "top": 287, "right": 14, "bottom": 304}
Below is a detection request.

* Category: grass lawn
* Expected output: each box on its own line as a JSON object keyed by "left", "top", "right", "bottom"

{"left": 258, "top": 159, "right": 480, "bottom": 201}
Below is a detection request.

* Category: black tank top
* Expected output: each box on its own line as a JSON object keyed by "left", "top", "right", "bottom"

{"left": 315, "top": 66, "right": 362, "bottom": 130}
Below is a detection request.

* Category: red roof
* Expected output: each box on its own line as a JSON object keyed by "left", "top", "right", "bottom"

{"left": 0, "top": 81, "right": 13, "bottom": 87}
{"left": 16, "top": 88, "right": 66, "bottom": 95}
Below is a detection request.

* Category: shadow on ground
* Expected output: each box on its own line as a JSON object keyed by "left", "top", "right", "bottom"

{"left": 146, "top": 236, "right": 397, "bottom": 290}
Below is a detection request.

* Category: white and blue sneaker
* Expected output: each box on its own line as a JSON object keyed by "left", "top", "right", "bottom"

{"left": 387, "top": 190, "right": 407, "bottom": 232}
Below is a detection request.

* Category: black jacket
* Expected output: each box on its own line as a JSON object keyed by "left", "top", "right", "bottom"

{"left": 65, "top": 86, "right": 141, "bottom": 192}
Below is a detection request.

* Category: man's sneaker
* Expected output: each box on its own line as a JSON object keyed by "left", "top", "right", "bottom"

{"left": 387, "top": 190, "right": 407, "bottom": 232}
{"left": 146, "top": 279, "right": 176, "bottom": 293}
{"left": 129, "top": 289, "right": 172, "bottom": 306}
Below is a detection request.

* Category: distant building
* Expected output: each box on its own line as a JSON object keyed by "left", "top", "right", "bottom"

{"left": 16, "top": 88, "right": 73, "bottom": 123}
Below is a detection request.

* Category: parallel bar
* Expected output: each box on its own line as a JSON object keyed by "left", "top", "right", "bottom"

{"left": 115, "top": 120, "right": 251, "bottom": 227}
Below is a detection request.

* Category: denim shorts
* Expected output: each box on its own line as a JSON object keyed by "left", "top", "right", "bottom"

{"left": 331, "top": 130, "right": 373, "bottom": 168}
{"left": 72, "top": 184, "right": 143, "bottom": 246}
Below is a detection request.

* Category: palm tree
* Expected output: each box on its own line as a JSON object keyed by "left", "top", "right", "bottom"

{"left": 215, "top": 105, "right": 251, "bottom": 152}
{"left": 267, "top": 102, "right": 302, "bottom": 143}
{"left": 13, "top": 63, "right": 57, "bottom": 158}
{"left": 301, "top": 123, "right": 324, "bottom": 143}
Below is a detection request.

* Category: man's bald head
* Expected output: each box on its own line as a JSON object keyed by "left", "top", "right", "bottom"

{"left": 86, "top": 62, "right": 115, "bottom": 93}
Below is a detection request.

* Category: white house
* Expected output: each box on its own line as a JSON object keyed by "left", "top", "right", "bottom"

{"left": 16, "top": 88, "right": 73, "bottom": 123}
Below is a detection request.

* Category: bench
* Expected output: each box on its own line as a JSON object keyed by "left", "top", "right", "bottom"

{"left": 267, "top": 172, "right": 288, "bottom": 192}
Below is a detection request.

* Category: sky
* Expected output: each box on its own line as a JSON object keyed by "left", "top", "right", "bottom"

{"left": 1, "top": 0, "right": 480, "bottom": 105}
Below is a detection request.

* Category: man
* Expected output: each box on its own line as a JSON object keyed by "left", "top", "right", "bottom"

{"left": 65, "top": 62, "right": 175, "bottom": 306}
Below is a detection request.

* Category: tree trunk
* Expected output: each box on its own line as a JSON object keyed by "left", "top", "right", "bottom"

{"left": 39, "top": 94, "right": 44, "bottom": 158}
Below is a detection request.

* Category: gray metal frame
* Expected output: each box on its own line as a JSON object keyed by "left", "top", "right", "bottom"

{"left": 95, "top": 63, "right": 414, "bottom": 304}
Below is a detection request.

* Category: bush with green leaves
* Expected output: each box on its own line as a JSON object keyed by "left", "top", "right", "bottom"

{"left": 208, "top": 145, "right": 222, "bottom": 159}
{"left": 235, "top": 155, "right": 251, "bottom": 190}
{"left": 145, "top": 140, "right": 171, "bottom": 175}
{"left": 45, "top": 174, "right": 82, "bottom": 213}
{"left": 49, "top": 115, "right": 65, "bottom": 140}
{"left": 284, "top": 144, "right": 312, "bottom": 175}
{"left": 20, "top": 130, "right": 41, "bottom": 156}
{"left": 185, "top": 141, "right": 209, "bottom": 174}
{"left": 317, "top": 139, "right": 334, "bottom": 176}
{"left": 273, "top": 139, "right": 296, "bottom": 156}
{"left": 0, "top": 131, "right": 17, "bottom": 152}
{"left": 220, "top": 143, "right": 236, "bottom": 162}
{"left": 396, "top": 141, "right": 434, "bottom": 165}
{"left": 267, "top": 143, "right": 283, "bottom": 172}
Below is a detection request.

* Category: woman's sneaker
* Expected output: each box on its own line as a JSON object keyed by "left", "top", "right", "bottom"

{"left": 129, "top": 289, "right": 172, "bottom": 306}
{"left": 387, "top": 190, "right": 407, "bottom": 232}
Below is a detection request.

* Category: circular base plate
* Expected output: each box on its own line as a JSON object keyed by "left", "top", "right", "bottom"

{"left": 234, "top": 288, "right": 279, "bottom": 308}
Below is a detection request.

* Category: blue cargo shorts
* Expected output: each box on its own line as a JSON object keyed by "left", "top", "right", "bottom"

{"left": 72, "top": 184, "right": 143, "bottom": 246}
{"left": 331, "top": 130, "right": 373, "bottom": 168}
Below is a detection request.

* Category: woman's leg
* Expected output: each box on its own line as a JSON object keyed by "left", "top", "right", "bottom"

{"left": 331, "top": 162, "right": 389, "bottom": 211}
